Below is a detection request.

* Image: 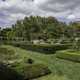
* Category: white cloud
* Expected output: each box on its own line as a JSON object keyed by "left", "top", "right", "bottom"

{"left": 0, "top": 0, "right": 80, "bottom": 26}
{"left": 67, "top": 15, "right": 76, "bottom": 19}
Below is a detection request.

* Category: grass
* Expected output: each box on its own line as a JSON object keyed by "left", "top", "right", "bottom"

{"left": 37, "top": 74, "right": 70, "bottom": 80}
{"left": 0, "top": 45, "right": 80, "bottom": 80}
{"left": 56, "top": 50, "right": 80, "bottom": 62}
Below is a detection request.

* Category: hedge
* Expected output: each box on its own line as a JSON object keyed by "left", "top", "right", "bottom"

{"left": 0, "top": 47, "right": 20, "bottom": 65}
{"left": 0, "top": 63, "right": 23, "bottom": 80}
{"left": 23, "top": 64, "right": 51, "bottom": 80}
{"left": 0, "top": 47, "right": 16, "bottom": 61}
{"left": 8, "top": 42, "right": 70, "bottom": 54}
{"left": 57, "top": 51, "right": 80, "bottom": 62}
{"left": 0, "top": 47, "right": 14, "bottom": 55}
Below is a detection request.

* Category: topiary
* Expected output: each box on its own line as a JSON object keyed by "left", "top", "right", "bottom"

{"left": 27, "top": 58, "right": 34, "bottom": 64}
{"left": 23, "top": 64, "right": 51, "bottom": 80}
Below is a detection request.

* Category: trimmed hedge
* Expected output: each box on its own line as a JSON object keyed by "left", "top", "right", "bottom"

{"left": 9, "top": 42, "right": 70, "bottom": 54}
{"left": 0, "top": 47, "right": 14, "bottom": 55}
{"left": 23, "top": 64, "right": 51, "bottom": 80}
{"left": 0, "top": 47, "right": 19, "bottom": 64}
{"left": 0, "top": 47, "right": 14, "bottom": 60}
{"left": 57, "top": 51, "right": 80, "bottom": 62}
{"left": 0, "top": 63, "right": 23, "bottom": 80}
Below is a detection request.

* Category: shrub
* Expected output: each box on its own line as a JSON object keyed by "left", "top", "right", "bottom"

{"left": 0, "top": 63, "right": 23, "bottom": 80}
{"left": 0, "top": 47, "right": 19, "bottom": 63}
{"left": 10, "top": 42, "right": 70, "bottom": 54}
{"left": 27, "top": 58, "right": 34, "bottom": 64}
{"left": 57, "top": 51, "right": 80, "bottom": 62}
{"left": 23, "top": 64, "right": 51, "bottom": 80}
{"left": 0, "top": 47, "right": 15, "bottom": 55}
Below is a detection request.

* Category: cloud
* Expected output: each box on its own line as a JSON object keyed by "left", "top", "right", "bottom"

{"left": 0, "top": 0, "right": 80, "bottom": 27}
{"left": 67, "top": 15, "right": 75, "bottom": 20}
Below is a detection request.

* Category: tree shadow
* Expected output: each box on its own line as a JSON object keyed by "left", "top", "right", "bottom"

{"left": 0, "top": 62, "right": 23, "bottom": 80}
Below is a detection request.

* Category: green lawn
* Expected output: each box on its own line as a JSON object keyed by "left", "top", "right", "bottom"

{"left": 1, "top": 45, "right": 80, "bottom": 80}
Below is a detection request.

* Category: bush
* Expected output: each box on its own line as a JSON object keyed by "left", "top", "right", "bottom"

{"left": 27, "top": 58, "right": 34, "bottom": 64}
{"left": 23, "top": 64, "right": 51, "bottom": 80}
{"left": 0, "top": 47, "right": 14, "bottom": 55}
{"left": 10, "top": 42, "right": 70, "bottom": 54}
{"left": 57, "top": 51, "right": 80, "bottom": 62}
{"left": 0, "top": 47, "right": 19, "bottom": 63}
{"left": 0, "top": 63, "right": 23, "bottom": 80}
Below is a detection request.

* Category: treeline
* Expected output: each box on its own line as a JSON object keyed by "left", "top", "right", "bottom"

{"left": 0, "top": 16, "right": 80, "bottom": 41}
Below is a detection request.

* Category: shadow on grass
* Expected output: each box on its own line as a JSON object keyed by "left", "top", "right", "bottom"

{"left": 14, "top": 44, "right": 56, "bottom": 54}
{"left": 0, "top": 62, "right": 23, "bottom": 80}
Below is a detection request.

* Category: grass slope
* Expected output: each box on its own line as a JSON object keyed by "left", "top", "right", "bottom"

{"left": 1, "top": 45, "right": 80, "bottom": 80}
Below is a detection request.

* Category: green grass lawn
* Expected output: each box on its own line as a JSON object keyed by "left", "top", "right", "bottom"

{"left": 1, "top": 45, "right": 80, "bottom": 80}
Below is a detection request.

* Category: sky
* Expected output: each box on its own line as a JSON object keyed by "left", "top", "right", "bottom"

{"left": 0, "top": 0, "right": 80, "bottom": 27}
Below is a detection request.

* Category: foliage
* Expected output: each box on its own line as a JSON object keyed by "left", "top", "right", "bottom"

{"left": 0, "top": 45, "right": 51, "bottom": 80}
{"left": 0, "top": 47, "right": 17, "bottom": 62}
{"left": 27, "top": 58, "right": 34, "bottom": 64}
{"left": 3, "top": 45, "right": 80, "bottom": 80}
{"left": 10, "top": 42, "right": 70, "bottom": 54}
{"left": 0, "top": 16, "right": 80, "bottom": 50}
{"left": 0, "top": 62, "right": 23, "bottom": 80}
{"left": 23, "top": 64, "right": 51, "bottom": 80}
{"left": 0, "top": 16, "right": 73, "bottom": 41}
{"left": 57, "top": 50, "right": 80, "bottom": 62}
{"left": 2, "top": 45, "right": 80, "bottom": 80}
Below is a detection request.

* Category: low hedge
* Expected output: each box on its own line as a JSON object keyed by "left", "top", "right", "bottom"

{"left": 0, "top": 63, "right": 23, "bottom": 80}
{"left": 0, "top": 47, "right": 14, "bottom": 60}
{"left": 0, "top": 47, "right": 14, "bottom": 55}
{"left": 57, "top": 51, "right": 80, "bottom": 62}
{"left": 23, "top": 64, "right": 51, "bottom": 80}
{"left": 0, "top": 47, "right": 19, "bottom": 63}
{"left": 9, "top": 42, "right": 70, "bottom": 54}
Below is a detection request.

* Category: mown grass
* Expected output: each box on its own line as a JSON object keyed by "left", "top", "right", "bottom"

{"left": 1, "top": 45, "right": 80, "bottom": 80}
{"left": 56, "top": 50, "right": 80, "bottom": 62}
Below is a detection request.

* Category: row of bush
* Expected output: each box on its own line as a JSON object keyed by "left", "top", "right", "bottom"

{"left": 9, "top": 63, "right": 51, "bottom": 80}
{"left": 0, "top": 47, "right": 19, "bottom": 63}
{"left": 57, "top": 51, "right": 80, "bottom": 62}
{"left": 22, "top": 64, "right": 51, "bottom": 80}
{"left": 0, "top": 47, "right": 51, "bottom": 80}
{"left": 0, "top": 47, "right": 14, "bottom": 55}
{"left": 0, "top": 62, "right": 23, "bottom": 80}
{"left": 8, "top": 42, "right": 70, "bottom": 54}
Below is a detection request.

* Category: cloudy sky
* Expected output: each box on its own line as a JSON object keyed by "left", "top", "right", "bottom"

{"left": 0, "top": 0, "right": 80, "bottom": 27}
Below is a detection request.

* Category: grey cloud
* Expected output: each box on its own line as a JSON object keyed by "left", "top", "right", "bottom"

{"left": 38, "top": 0, "right": 80, "bottom": 13}
{"left": 0, "top": 0, "right": 80, "bottom": 26}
